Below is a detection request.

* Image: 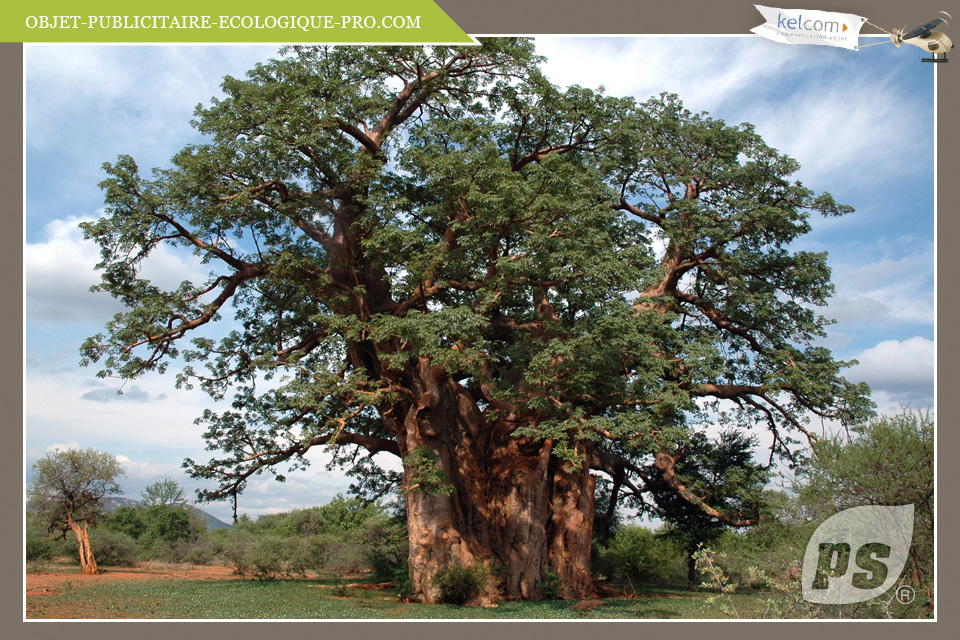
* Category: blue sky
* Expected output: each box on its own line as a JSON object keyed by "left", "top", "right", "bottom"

{"left": 24, "top": 38, "right": 936, "bottom": 521}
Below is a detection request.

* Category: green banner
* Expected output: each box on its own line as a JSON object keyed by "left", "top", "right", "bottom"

{"left": 9, "top": 1, "right": 474, "bottom": 42}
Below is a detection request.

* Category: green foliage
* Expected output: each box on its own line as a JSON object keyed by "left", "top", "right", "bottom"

{"left": 169, "top": 537, "right": 218, "bottom": 565}
{"left": 90, "top": 529, "right": 140, "bottom": 567}
{"left": 248, "top": 536, "right": 286, "bottom": 579}
{"left": 208, "top": 497, "right": 400, "bottom": 579}
{"left": 106, "top": 505, "right": 148, "bottom": 540}
{"left": 236, "top": 495, "right": 385, "bottom": 537}
{"left": 797, "top": 409, "right": 934, "bottom": 590}
{"left": 27, "top": 448, "right": 125, "bottom": 539}
{"left": 359, "top": 514, "right": 408, "bottom": 582}
{"left": 217, "top": 529, "right": 256, "bottom": 575}
{"left": 140, "top": 506, "right": 203, "bottom": 548}
{"left": 324, "top": 538, "right": 367, "bottom": 578}
{"left": 594, "top": 525, "right": 685, "bottom": 588}
{"left": 26, "top": 512, "right": 56, "bottom": 562}
{"left": 26, "top": 535, "right": 53, "bottom": 562}
{"left": 539, "top": 568, "right": 561, "bottom": 600}
{"left": 140, "top": 477, "right": 187, "bottom": 507}
{"left": 402, "top": 447, "right": 454, "bottom": 496}
{"left": 78, "top": 43, "right": 871, "bottom": 521}
{"left": 709, "top": 490, "right": 814, "bottom": 588}
{"left": 692, "top": 546, "right": 743, "bottom": 618}
{"left": 61, "top": 528, "right": 140, "bottom": 567}
{"left": 433, "top": 562, "right": 489, "bottom": 605}
{"left": 639, "top": 431, "right": 768, "bottom": 585}
{"left": 103, "top": 504, "right": 206, "bottom": 560}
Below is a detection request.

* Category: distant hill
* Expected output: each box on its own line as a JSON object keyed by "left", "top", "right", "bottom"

{"left": 104, "top": 497, "right": 232, "bottom": 530}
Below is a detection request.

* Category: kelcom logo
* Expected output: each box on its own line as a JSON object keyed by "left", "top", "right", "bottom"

{"left": 801, "top": 505, "right": 915, "bottom": 604}
{"left": 777, "top": 12, "right": 849, "bottom": 33}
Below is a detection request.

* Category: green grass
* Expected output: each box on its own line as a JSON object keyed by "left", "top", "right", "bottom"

{"left": 28, "top": 563, "right": 916, "bottom": 619}
{"left": 28, "top": 573, "right": 776, "bottom": 619}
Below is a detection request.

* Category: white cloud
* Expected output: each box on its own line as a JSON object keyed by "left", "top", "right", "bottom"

{"left": 536, "top": 36, "right": 806, "bottom": 113}
{"left": 80, "top": 384, "right": 168, "bottom": 403}
{"left": 45, "top": 442, "right": 80, "bottom": 453}
{"left": 26, "top": 45, "right": 275, "bottom": 155}
{"left": 847, "top": 336, "right": 934, "bottom": 400}
{"left": 747, "top": 78, "right": 928, "bottom": 186}
{"left": 824, "top": 238, "right": 934, "bottom": 328}
{"left": 114, "top": 455, "right": 184, "bottom": 484}
{"left": 25, "top": 366, "right": 213, "bottom": 452}
{"left": 535, "top": 37, "right": 928, "bottom": 187}
{"left": 25, "top": 215, "right": 209, "bottom": 325}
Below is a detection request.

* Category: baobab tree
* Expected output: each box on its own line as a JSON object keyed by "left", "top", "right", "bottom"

{"left": 81, "top": 41, "right": 872, "bottom": 602}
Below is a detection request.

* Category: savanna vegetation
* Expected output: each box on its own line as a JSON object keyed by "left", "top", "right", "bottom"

{"left": 76, "top": 39, "right": 876, "bottom": 605}
{"left": 25, "top": 37, "right": 932, "bottom": 619}
{"left": 26, "top": 410, "right": 933, "bottom": 618}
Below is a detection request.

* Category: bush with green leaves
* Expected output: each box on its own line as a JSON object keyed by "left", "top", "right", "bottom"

{"left": 168, "top": 536, "right": 218, "bottom": 565}
{"left": 594, "top": 525, "right": 686, "bottom": 589}
{"left": 26, "top": 535, "right": 53, "bottom": 562}
{"left": 26, "top": 513, "right": 56, "bottom": 562}
{"left": 212, "top": 495, "right": 405, "bottom": 579}
{"left": 217, "top": 529, "right": 256, "bottom": 575}
{"left": 539, "top": 568, "right": 561, "bottom": 600}
{"left": 323, "top": 538, "right": 367, "bottom": 577}
{"left": 92, "top": 529, "right": 139, "bottom": 567}
{"left": 62, "top": 528, "right": 139, "bottom": 567}
{"left": 433, "top": 562, "right": 488, "bottom": 605}
{"left": 797, "top": 409, "right": 934, "bottom": 592}
{"left": 248, "top": 536, "right": 286, "bottom": 579}
{"left": 709, "top": 492, "right": 814, "bottom": 589}
{"left": 236, "top": 496, "right": 385, "bottom": 538}
{"left": 359, "top": 514, "right": 408, "bottom": 582}
{"left": 103, "top": 504, "right": 207, "bottom": 560}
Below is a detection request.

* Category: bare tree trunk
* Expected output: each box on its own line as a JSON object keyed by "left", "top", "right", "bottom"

{"left": 394, "top": 359, "right": 495, "bottom": 604}
{"left": 391, "top": 359, "right": 595, "bottom": 603}
{"left": 68, "top": 517, "right": 98, "bottom": 575}
{"left": 547, "top": 459, "right": 596, "bottom": 600}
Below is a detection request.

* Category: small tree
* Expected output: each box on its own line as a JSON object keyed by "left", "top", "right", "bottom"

{"left": 641, "top": 431, "right": 768, "bottom": 587}
{"left": 27, "top": 448, "right": 125, "bottom": 574}
{"left": 140, "top": 477, "right": 187, "bottom": 508}
{"left": 797, "top": 409, "right": 934, "bottom": 591}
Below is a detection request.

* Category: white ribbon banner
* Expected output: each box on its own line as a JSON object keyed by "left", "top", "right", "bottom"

{"left": 752, "top": 5, "right": 867, "bottom": 50}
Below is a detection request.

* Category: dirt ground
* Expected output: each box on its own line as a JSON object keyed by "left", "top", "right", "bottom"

{"left": 25, "top": 560, "right": 239, "bottom": 619}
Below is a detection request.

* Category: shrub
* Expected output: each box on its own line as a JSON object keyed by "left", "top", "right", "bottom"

{"left": 26, "top": 535, "right": 53, "bottom": 562}
{"left": 169, "top": 536, "right": 218, "bottom": 565}
{"left": 596, "top": 525, "right": 686, "bottom": 589}
{"left": 360, "top": 515, "right": 407, "bottom": 582}
{"left": 282, "top": 536, "right": 327, "bottom": 577}
{"left": 90, "top": 528, "right": 139, "bottom": 567}
{"left": 539, "top": 568, "right": 561, "bottom": 600}
{"left": 323, "top": 538, "right": 367, "bottom": 577}
{"left": 219, "top": 530, "right": 256, "bottom": 575}
{"left": 249, "top": 536, "right": 285, "bottom": 579}
{"left": 433, "top": 562, "right": 488, "bottom": 605}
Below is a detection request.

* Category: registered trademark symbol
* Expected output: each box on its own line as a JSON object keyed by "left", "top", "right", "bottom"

{"left": 896, "top": 585, "right": 916, "bottom": 605}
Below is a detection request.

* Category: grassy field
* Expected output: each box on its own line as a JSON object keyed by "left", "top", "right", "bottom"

{"left": 25, "top": 560, "right": 911, "bottom": 620}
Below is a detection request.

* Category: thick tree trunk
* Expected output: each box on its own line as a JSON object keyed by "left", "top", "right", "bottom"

{"left": 390, "top": 359, "right": 596, "bottom": 603}
{"left": 69, "top": 518, "right": 98, "bottom": 575}
{"left": 547, "top": 459, "right": 596, "bottom": 600}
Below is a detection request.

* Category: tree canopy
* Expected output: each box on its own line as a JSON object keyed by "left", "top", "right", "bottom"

{"left": 80, "top": 40, "right": 873, "bottom": 601}
{"left": 797, "top": 409, "right": 933, "bottom": 589}
{"left": 140, "top": 477, "right": 188, "bottom": 508}
{"left": 27, "top": 448, "right": 125, "bottom": 574}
